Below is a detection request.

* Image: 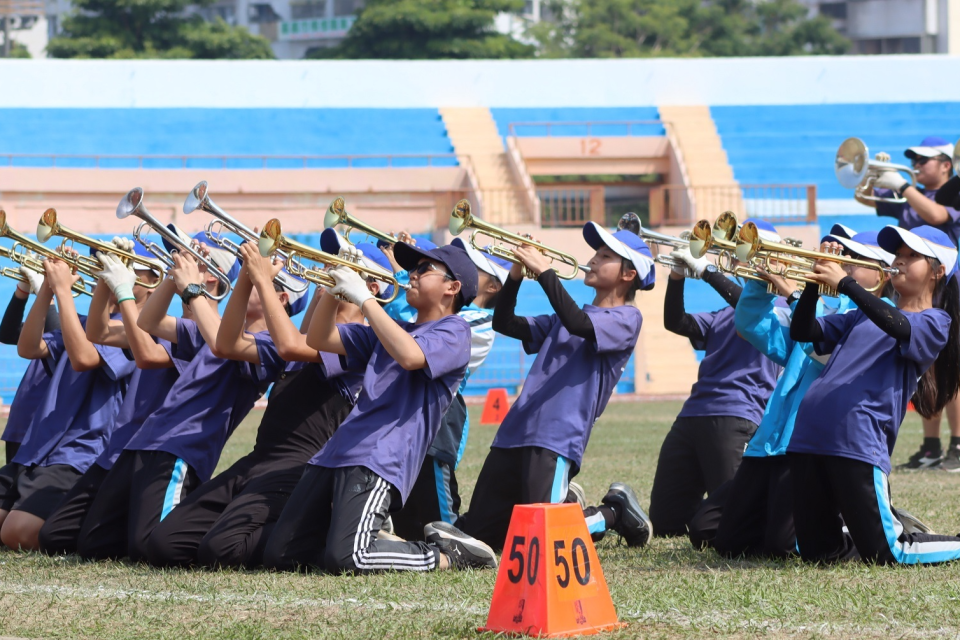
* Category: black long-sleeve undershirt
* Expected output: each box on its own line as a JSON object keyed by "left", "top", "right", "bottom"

{"left": 789, "top": 278, "right": 911, "bottom": 343}
{"left": 0, "top": 293, "right": 61, "bottom": 345}
{"left": 492, "top": 270, "right": 596, "bottom": 342}
{"left": 663, "top": 270, "right": 743, "bottom": 340}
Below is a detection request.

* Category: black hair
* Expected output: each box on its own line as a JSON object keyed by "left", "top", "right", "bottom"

{"left": 621, "top": 258, "right": 646, "bottom": 302}
{"left": 936, "top": 154, "right": 956, "bottom": 178}
{"left": 453, "top": 292, "right": 465, "bottom": 313}
{"left": 216, "top": 278, "right": 229, "bottom": 298}
{"left": 272, "top": 282, "right": 295, "bottom": 317}
{"left": 912, "top": 264, "right": 960, "bottom": 418}
{"left": 477, "top": 273, "right": 503, "bottom": 310}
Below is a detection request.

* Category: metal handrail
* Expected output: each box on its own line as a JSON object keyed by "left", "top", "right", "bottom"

{"left": 507, "top": 120, "right": 664, "bottom": 137}
{"left": 0, "top": 152, "right": 460, "bottom": 169}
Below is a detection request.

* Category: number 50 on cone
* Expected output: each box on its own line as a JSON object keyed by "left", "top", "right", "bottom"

{"left": 479, "top": 503, "right": 626, "bottom": 637}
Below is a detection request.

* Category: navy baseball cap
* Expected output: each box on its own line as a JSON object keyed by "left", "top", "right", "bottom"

{"left": 379, "top": 236, "right": 437, "bottom": 252}
{"left": 905, "top": 136, "right": 954, "bottom": 160}
{"left": 878, "top": 224, "right": 958, "bottom": 279}
{"left": 394, "top": 242, "right": 479, "bottom": 304}
{"left": 827, "top": 223, "right": 858, "bottom": 240}
{"left": 582, "top": 221, "right": 656, "bottom": 290}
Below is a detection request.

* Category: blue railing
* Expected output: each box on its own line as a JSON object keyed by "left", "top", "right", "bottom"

{"left": 0, "top": 153, "right": 460, "bottom": 170}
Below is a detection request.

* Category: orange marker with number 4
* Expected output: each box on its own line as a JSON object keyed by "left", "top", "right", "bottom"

{"left": 480, "top": 503, "right": 625, "bottom": 637}
{"left": 480, "top": 388, "right": 510, "bottom": 425}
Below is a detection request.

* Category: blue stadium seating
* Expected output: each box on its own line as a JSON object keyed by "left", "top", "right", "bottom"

{"left": 712, "top": 103, "right": 960, "bottom": 199}
{"left": 491, "top": 107, "right": 664, "bottom": 139}
{"left": 0, "top": 109, "right": 456, "bottom": 168}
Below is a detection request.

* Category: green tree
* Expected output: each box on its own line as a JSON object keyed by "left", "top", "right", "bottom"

{"left": 309, "top": 0, "right": 535, "bottom": 59}
{"left": 46, "top": 0, "right": 275, "bottom": 59}
{"left": 530, "top": 0, "right": 848, "bottom": 58}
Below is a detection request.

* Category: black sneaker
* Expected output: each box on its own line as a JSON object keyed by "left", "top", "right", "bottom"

{"left": 424, "top": 521, "right": 498, "bottom": 570}
{"left": 896, "top": 444, "right": 943, "bottom": 470}
{"left": 941, "top": 445, "right": 960, "bottom": 473}
{"left": 601, "top": 482, "right": 652, "bottom": 548}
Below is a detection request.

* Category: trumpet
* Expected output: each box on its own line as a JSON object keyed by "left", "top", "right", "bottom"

{"left": 688, "top": 211, "right": 740, "bottom": 259}
{"left": 737, "top": 221, "right": 897, "bottom": 297}
{"left": 0, "top": 210, "right": 96, "bottom": 296}
{"left": 0, "top": 243, "right": 92, "bottom": 297}
{"left": 836, "top": 137, "right": 917, "bottom": 204}
{"left": 37, "top": 208, "right": 164, "bottom": 288}
{"left": 182, "top": 181, "right": 308, "bottom": 293}
{"left": 639, "top": 225, "right": 696, "bottom": 277}
{"left": 258, "top": 218, "right": 403, "bottom": 303}
{"left": 448, "top": 199, "right": 587, "bottom": 280}
{"left": 323, "top": 196, "right": 398, "bottom": 247}
{"left": 117, "top": 188, "right": 233, "bottom": 301}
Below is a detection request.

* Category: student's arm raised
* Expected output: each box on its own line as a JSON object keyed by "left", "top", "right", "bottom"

{"left": 137, "top": 276, "right": 179, "bottom": 343}
{"left": 17, "top": 274, "right": 55, "bottom": 360}
{"left": 45, "top": 259, "right": 103, "bottom": 371}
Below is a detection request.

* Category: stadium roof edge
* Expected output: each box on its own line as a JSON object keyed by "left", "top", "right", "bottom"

{"left": 1, "top": 56, "right": 959, "bottom": 108}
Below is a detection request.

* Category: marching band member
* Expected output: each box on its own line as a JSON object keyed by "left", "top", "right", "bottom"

{"left": 648, "top": 220, "right": 781, "bottom": 539}
{"left": 451, "top": 222, "right": 654, "bottom": 552}
{"left": 788, "top": 225, "right": 960, "bottom": 564}
{"left": 689, "top": 227, "right": 895, "bottom": 557}
{"left": 0, "top": 255, "right": 135, "bottom": 551}
{"left": 146, "top": 240, "right": 368, "bottom": 569}
{"left": 264, "top": 242, "right": 498, "bottom": 573}
{"left": 379, "top": 233, "right": 509, "bottom": 542}
{"left": 38, "top": 240, "right": 169, "bottom": 555}
{"left": 0, "top": 261, "right": 60, "bottom": 463}
{"left": 74, "top": 233, "right": 285, "bottom": 562}
{"left": 863, "top": 137, "right": 960, "bottom": 472}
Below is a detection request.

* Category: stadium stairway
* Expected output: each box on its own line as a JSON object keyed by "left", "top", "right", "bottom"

{"left": 657, "top": 105, "right": 742, "bottom": 219}
{"left": 439, "top": 107, "right": 530, "bottom": 221}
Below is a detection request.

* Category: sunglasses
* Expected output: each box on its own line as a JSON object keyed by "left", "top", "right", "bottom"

{"left": 412, "top": 262, "right": 453, "bottom": 280}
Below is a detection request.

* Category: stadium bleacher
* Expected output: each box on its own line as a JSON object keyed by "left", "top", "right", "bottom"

{"left": 0, "top": 108, "right": 457, "bottom": 168}
{"left": 711, "top": 102, "right": 960, "bottom": 200}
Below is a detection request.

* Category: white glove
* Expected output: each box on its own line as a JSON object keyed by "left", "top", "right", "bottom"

{"left": 17, "top": 265, "right": 44, "bottom": 295}
{"left": 874, "top": 170, "right": 908, "bottom": 192}
{"left": 329, "top": 266, "right": 374, "bottom": 308}
{"left": 111, "top": 236, "right": 135, "bottom": 253}
{"left": 95, "top": 252, "right": 137, "bottom": 303}
{"left": 670, "top": 247, "right": 709, "bottom": 278}
{"left": 338, "top": 244, "right": 364, "bottom": 264}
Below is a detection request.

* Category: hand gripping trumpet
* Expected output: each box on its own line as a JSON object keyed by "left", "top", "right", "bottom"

{"left": 448, "top": 199, "right": 587, "bottom": 279}
{"left": 736, "top": 221, "right": 898, "bottom": 297}
{"left": 258, "top": 217, "right": 403, "bottom": 304}
{"left": 182, "top": 181, "right": 308, "bottom": 294}
{"left": 0, "top": 210, "right": 94, "bottom": 296}
{"left": 835, "top": 137, "right": 917, "bottom": 205}
{"left": 36, "top": 208, "right": 165, "bottom": 288}
{"left": 116, "top": 188, "right": 233, "bottom": 301}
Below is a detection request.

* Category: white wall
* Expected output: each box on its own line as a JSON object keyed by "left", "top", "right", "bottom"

{"left": 0, "top": 56, "right": 959, "bottom": 108}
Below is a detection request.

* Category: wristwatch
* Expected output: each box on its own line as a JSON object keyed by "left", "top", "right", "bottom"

{"left": 787, "top": 291, "right": 802, "bottom": 305}
{"left": 703, "top": 264, "right": 718, "bottom": 276}
{"left": 179, "top": 283, "right": 204, "bottom": 306}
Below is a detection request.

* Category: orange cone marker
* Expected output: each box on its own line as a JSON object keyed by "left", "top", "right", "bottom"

{"left": 480, "top": 503, "right": 626, "bottom": 637}
{"left": 480, "top": 388, "right": 510, "bottom": 425}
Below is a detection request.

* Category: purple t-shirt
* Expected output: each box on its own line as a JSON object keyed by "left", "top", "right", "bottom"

{"left": 318, "top": 349, "right": 363, "bottom": 403}
{"left": 789, "top": 307, "right": 950, "bottom": 475}
{"left": 124, "top": 319, "right": 284, "bottom": 482}
{"left": 877, "top": 187, "right": 960, "bottom": 246}
{"left": 13, "top": 318, "right": 136, "bottom": 473}
{"left": 677, "top": 306, "right": 781, "bottom": 425}
{"left": 491, "top": 305, "right": 642, "bottom": 467}
{"left": 2, "top": 359, "right": 52, "bottom": 444}
{"left": 309, "top": 315, "right": 470, "bottom": 503}
{"left": 95, "top": 338, "right": 181, "bottom": 471}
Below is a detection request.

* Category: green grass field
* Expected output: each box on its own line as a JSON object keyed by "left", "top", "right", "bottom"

{"left": 2, "top": 400, "right": 960, "bottom": 639}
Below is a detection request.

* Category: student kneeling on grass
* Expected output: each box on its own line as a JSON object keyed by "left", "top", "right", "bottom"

{"left": 263, "top": 242, "right": 499, "bottom": 573}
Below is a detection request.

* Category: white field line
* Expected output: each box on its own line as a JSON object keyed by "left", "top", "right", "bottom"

{"left": 3, "top": 580, "right": 959, "bottom": 637}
